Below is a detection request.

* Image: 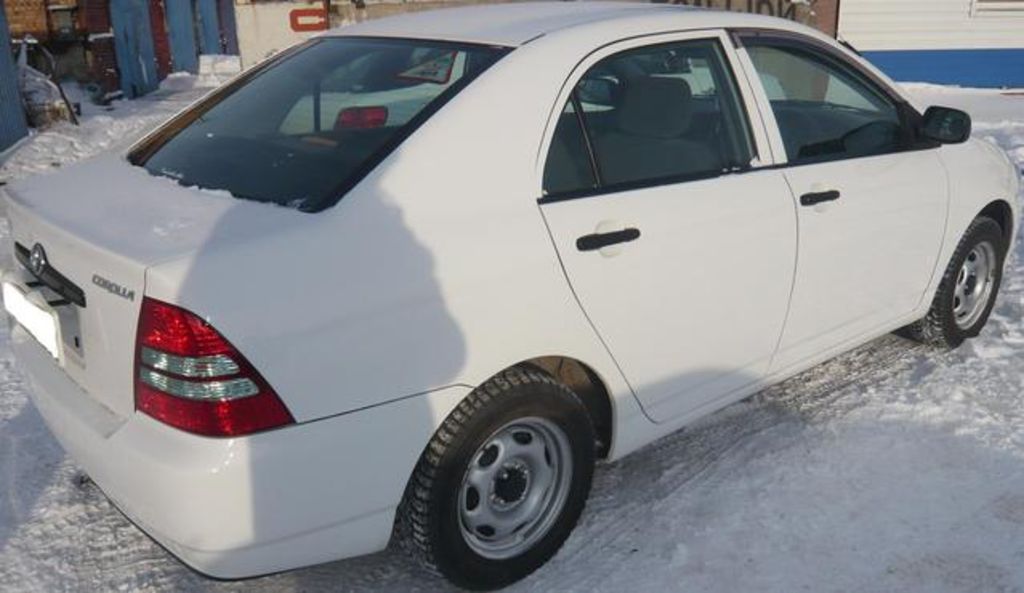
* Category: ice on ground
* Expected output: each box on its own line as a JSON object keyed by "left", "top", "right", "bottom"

{"left": 0, "top": 84, "right": 1022, "bottom": 593}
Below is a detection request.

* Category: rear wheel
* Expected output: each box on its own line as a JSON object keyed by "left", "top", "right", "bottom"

{"left": 399, "top": 366, "right": 595, "bottom": 590}
{"left": 902, "top": 216, "right": 1005, "bottom": 348}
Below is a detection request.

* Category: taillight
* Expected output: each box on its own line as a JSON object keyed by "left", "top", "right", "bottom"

{"left": 335, "top": 106, "right": 388, "bottom": 130}
{"left": 135, "top": 297, "right": 294, "bottom": 437}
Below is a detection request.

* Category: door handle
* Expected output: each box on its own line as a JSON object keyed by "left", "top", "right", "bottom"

{"left": 576, "top": 228, "right": 641, "bottom": 252}
{"left": 800, "top": 190, "right": 841, "bottom": 206}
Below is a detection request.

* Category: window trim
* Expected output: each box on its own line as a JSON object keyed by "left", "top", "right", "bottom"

{"left": 538, "top": 30, "right": 766, "bottom": 205}
{"left": 538, "top": 167, "right": 740, "bottom": 205}
{"left": 731, "top": 30, "right": 939, "bottom": 168}
{"left": 570, "top": 90, "right": 604, "bottom": 188}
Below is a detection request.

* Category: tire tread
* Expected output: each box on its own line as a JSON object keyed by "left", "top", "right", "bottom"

{"left": 903, "top": 216, "right": 1005, "bottom": 348}
{"left": 397, "top": 366, "right": 580, "bottom": 583}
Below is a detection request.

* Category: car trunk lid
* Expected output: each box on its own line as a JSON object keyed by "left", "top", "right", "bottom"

{"left": 4, "top": 155, "right": 304, "bottom": 418}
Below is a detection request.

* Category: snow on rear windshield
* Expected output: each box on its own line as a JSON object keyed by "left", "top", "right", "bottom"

{"left": 132, "top": 38, "right": 505, "bottom": 212}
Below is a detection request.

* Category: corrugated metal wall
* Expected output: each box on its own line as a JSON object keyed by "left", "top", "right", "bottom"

{"left": 839, "top": 0, "right": 1024, "bottom": 86}
{"left": 196, "top": 0, "right": 222, "bottom": 54}
{"left": 0, "top": 0, "right": 29, "bottom": 153}
{"left": 839, "top": 0, "right": 1024, "bottom": 50}
{"left": 218, "top": 0, "right": 239, "bottom": 55}
{"left": 109, "top": 0, "right": 160, "bottom": 97}
{"left": 164, "top": 0, "right": 198, "bottom": 72}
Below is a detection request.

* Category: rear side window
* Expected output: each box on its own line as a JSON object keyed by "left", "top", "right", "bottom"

{"left": 542, "top": 38, "right": 754, "bottom": 197}
{"left": 744, "top": 42, "right": 905, "bottom": 164}
{"left": 132, "top": 38, "right": 505, "bottom": 212}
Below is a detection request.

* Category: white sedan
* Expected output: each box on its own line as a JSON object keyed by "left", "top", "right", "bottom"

{"left": 2, "top": 3, "right": 1019, "bottom": 590}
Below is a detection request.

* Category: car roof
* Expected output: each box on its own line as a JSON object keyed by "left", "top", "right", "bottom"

{"left": 326, "top": 1, "right": 806, "bottom": 47}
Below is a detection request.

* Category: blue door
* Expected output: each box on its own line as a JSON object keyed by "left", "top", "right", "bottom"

{"left": 110, "top": 0, "right": 160, "bottom": 97}
{"left": 0, "top": 0, "right": 29, "bottom": 152}
{"left": 218, "top": 0, "right": 239, "bottom": 55}
{"left": 196, "top": 0, "right": 222, "bottom": 54}
{"left": 164, "top": 0, "right": 198, "bottom": 73}
{"left": 164, "top": 0, "right": 237, "bottom": 73}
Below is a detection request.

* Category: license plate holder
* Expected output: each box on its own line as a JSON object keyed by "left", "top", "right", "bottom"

{"left": 3, "top": 280, "right": 62, "bottom": 360}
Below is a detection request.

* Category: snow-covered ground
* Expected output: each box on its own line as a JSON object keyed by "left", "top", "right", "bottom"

{"left": 0, "top": 79, "right": 213, "bottom": 181}
{"left": 0, "top": 82, "right": 1022, "bottom": 593}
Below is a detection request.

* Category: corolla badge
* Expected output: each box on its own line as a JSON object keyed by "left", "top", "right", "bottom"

{"left": 92, "top": 274, "right": 136, "bottom": 302}
{"left": 29, "top": 243, "right": 47, "bottom": 276}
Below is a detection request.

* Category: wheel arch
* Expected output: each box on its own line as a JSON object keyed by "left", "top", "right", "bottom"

{"left": 978, "top": 199, "right": 1016, "bottom": 250}
{"left": 518, "top": 356, "right": 615, "bottom": 459}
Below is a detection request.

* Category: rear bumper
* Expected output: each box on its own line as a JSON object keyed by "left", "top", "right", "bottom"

{"left": 11, "top": 325, "right": 469, "bottom": 578}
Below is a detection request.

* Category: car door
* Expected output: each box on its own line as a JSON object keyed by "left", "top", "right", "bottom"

{"left": 734, "top": 34, "right": 948, "bottom": 373}
{"left": 538, "top": 32, "right": 797, "bottom": 423}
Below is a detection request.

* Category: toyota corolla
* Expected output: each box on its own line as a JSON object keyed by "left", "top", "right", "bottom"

{"left": 2, "top": 2, "right": 1019, "bottom": 590}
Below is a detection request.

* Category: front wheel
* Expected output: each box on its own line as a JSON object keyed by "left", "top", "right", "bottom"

{"left": 399, "top": 366, "right": 596, "bottom": 590}
{"left": 903, "top": 216, "right": 1005, "bottom": 348}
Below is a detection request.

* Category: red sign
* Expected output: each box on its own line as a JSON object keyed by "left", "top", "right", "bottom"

{"left": 290, "top": 8, "right": 328, "bottom": 32}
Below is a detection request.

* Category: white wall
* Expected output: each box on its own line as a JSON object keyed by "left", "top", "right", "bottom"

{"left": 233, "top": 1, "right": 326, "bottom": 68}
{"left": 838, "top": 0, "right": 1024, "bottom": 51}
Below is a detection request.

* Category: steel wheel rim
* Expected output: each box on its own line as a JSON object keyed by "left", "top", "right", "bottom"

{"left": 953, "top": 241, "right": 997, "bottom": 330}
{"left": 458, "top": 417, "right": 573, "bottom": 560}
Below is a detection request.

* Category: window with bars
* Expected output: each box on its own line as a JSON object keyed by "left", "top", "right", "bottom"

{"left": 972, "top": 0, "right": 1024, "bottom": 15}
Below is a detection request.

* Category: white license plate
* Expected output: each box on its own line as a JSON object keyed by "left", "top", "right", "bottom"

{"left": 3, "top": 281, "right": 61, "bottom": 358}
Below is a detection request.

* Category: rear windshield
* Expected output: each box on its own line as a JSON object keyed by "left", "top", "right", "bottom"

{"left": 131, "top": 38, "right": 506, "bottom": 212}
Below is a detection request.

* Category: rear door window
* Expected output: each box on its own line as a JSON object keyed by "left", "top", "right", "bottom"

{"left": 542, "top": 38, "right": 755, "bottom": 196}
{"left": 132, "top": 38, "right": 505, "bottom": 212}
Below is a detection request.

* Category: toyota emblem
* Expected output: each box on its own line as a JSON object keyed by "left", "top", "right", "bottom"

{"left": 29, "top": 243, "right": 47, "bottom": 277}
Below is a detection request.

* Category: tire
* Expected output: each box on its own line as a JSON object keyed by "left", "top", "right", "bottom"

{"left": 399, "top": 366, "right": 596, "bottom": 590}
{"left": 902, "top": 216, "right": 1006, "bottom": 348}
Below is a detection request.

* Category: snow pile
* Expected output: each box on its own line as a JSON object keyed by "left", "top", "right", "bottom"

{"left": 0, "top": 64, "right": 240, "bottom": 182}
{"left": 157, "top": 56, "right": 243, "bottom": 93}
{"left": 0, "top": 84, "right": 1022, "bottom": 592}
{"left": 157, "top": 72, "right": 202, "bottom": 92}
{"left": 197, "top": 54, "right": 243, "bottom": 88}
{"left": 0, "top": 86, "right": 208, "bottom": 183}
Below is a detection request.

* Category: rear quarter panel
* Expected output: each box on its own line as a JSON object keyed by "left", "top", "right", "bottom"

{"left": 144, "top": 38, "right": 644, "bottom": 449}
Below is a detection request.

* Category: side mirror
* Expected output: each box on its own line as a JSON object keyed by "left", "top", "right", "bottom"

{"left": 920, "top": 106, "right": 972, "bottom": 144}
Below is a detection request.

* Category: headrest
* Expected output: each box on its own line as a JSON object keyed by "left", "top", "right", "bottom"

{"left": 616, "top": 76, "right": 694, "bottom": 139}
